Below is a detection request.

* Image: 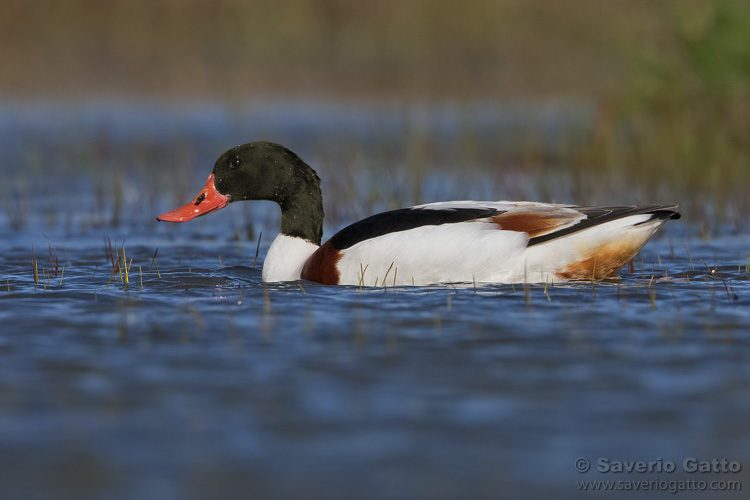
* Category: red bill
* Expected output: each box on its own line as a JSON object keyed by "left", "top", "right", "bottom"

{"left": 157, "top": 174, "right": 230, "bottom": 222}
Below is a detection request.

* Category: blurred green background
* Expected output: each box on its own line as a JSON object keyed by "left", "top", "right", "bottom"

{"left": 2, "top": 0, "right": 749, "bottom": 227}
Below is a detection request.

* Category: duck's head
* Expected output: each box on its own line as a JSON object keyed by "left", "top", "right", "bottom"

{"left": 157, "top": 141, "right": 322, "bottom": 224}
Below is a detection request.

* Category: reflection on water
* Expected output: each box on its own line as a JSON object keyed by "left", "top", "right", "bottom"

{"left": 0, "top": 101, "right": 749, "bottom": 499}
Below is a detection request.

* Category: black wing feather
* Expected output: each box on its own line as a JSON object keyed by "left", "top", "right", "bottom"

{"left": 527, "top": 205, "right": 680, "bottom": 247}
{"left": 328, "top": 207, "right": 503, "bottom": 250}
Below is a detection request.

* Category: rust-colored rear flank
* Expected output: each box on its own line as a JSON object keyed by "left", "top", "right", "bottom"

{"left": 557, "top": 237, "right": 645, "bottom": 280}
{"left": 300, "top": 241, "right": 342, "bottom": 285}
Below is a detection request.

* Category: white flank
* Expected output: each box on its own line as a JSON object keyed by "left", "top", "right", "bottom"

{"left": 337, "top": 221, "right": 527, "bottom": 286}
{"left": 262, "top": 234, "right": 319, "bottom": 282}
{"left": 334, "top": 214, "right": 668, "bottom": 286}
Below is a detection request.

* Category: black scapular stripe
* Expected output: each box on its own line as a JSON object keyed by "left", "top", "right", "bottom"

{"left": 527, "top": 205, "right": 681, "bottom": 247}
{"left": 328, "top": 207, "right": 502, "bottom": 250}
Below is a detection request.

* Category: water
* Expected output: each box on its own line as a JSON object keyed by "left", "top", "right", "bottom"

{"left": 1, "top": 101, "right": 749, "bottom": 499}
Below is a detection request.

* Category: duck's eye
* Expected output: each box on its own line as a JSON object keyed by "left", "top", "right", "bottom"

{"left": 231, "top": 158, "right": 242, "bottom": 168}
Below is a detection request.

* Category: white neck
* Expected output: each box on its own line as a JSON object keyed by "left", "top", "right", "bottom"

{"left": 261, "top": 233, "right": 319, "bottom": 282}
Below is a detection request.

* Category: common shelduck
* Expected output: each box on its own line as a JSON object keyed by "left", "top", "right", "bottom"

{"left": 157, "top": 141, "right": 680, "bottom": 286}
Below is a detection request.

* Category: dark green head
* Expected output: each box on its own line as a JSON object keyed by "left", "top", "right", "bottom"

{"left": 158, "top": 141, "right": 324, "bottom": 244}
{"left": 213, "top": 142, "right": 318, "bottom": 204}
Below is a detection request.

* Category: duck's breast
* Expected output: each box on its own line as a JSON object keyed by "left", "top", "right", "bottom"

{"left": 263, "top": 234, "right": 319, "bottom": 282}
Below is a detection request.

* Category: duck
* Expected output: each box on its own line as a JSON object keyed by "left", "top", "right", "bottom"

{"left": 157, "top": 141, "right": 680, "bottom": 286}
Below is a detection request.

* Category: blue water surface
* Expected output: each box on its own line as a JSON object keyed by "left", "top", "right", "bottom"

{"left": 0, "top": 101, "right": 748, "bottom": 499}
